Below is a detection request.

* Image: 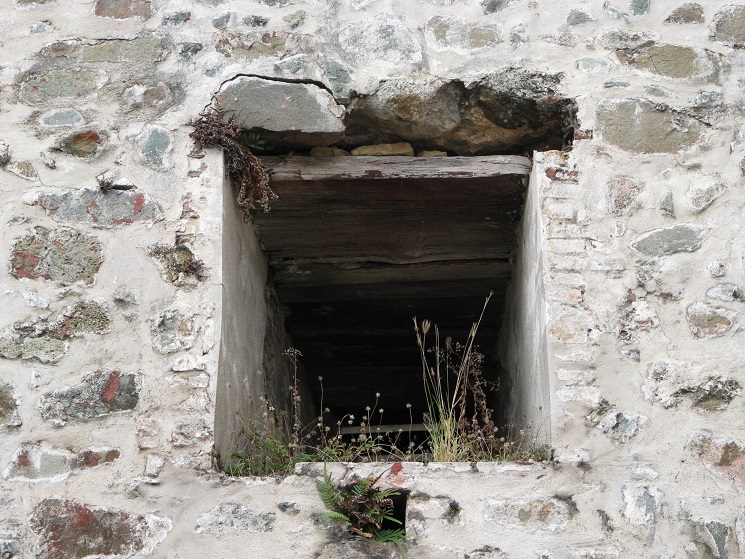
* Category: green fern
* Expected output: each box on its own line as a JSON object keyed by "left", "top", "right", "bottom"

{"left": 322, "top": 511, "right": 351, "bottom": 523}
{"left": 315, "top": 467, "right": 342, "bottom": 510}
{"left": 376, "top": 528, "right": 406, "bottom": 550}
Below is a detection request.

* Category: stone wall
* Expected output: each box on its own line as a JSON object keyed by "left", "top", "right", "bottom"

{"left": 2, "top": 0, "right": 745, "bottom": 557}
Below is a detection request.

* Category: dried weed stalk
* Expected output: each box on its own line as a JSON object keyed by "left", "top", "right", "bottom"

{"left": 190, "top": 110, "right": 276, "bottom": 221}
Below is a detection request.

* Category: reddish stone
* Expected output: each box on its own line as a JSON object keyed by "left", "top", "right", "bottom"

{"left": 31, "top": 499, "right": 169, "bottom": 559}
{"left": 94, "top": 0, "right": 152, "bottom": 20}
{"left": 73, "top": 448, "right": 121, "bottom": 468}
{"left": 100, "top": 371, "right": 121, "bottom": 404}
{"left": 694, "top": 434, "right": 745, "bottom": 487}
{"left": 56, "top": 130, "right": 103, "bottom": 158}
{"left": 545, "top": 167, "right": 580, "bottom": 181}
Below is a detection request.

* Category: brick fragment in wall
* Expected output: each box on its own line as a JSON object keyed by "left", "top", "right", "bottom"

{"left": 34, "top": 189, "right": 162, "bottom": 227}
{"left": 38, "top": 370, "right": 139, "bottom": 425}
{"left": 10, "top": 227, "right": 103, "bottom": 284}
{"left": 30, "top": 499, "right": 171, "bottom": 559}
{"left": 690, "top": 432, "right": 745, "bottom": 488}
{"left": 0, "top": 384, "right": 22, "bottom": 427}
{"left": 195, "top": 503, "right": 276, "bottom": 534}
{"left": 483, "top": 498, "right": 571, "bottom": 532}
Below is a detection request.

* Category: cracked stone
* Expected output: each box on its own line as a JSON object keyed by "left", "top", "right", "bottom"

{"left": 215, "top": 76, "right": 345, "bottom": 148}
{"left": 39, "top": 371, "right": 139, "bottom": 424}
{"left": 36, "top": 189, "right": 162, "bottom": 227}
{"left": 10, "top": 226, "right": 103, "bottom": 284}
{"left": 30, "top": 499, "right": 170, "bottom": 559}
{"left": 630, "top": 224, "right": 704, "bottom": 256}
{"left": 686, "top": 301, "right": 736, "bottom": 338}
{"left": 676, "top": 377, "right": 741, "bottom": 412}
{"left": 3, "top": 444, "right": 71, "bottom": 481}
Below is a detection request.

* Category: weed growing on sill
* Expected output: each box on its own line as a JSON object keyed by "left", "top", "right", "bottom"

{"left": 317, "top": 466, "right": 405, "bottom": 550}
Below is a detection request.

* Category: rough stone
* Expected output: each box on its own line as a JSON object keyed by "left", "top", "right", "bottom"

{"left": 10, "top": 226, "right": 103, "bottom": 284}
{"left": 598, "top": 29, "right": 658, "bottom": 50}
{"left": 244, "top": 15, "right": 268, "bottom": 26}
{"left": 424, "top": 16, "right": 503, "bottom": 52}
{"left": 622, "top": 485, "right": 662, "bottom": 526}
{"left": 0, "top": 385, "right": 21, "bottom": 427}
{"left": 0, "top": 141, "right": 9, "bottom": 166}
{"left": 336, "top": 16, "right": 422, "bottom": 70}
{"left": 55, "top": 129, "right": 104, "bottom": 158}
{"left": 283, "top": 10, "right": 305, "bottom": 29}
{"left": 686, "top": 302, "right": 736, "bottom": 338}
{"left": 629, "top": 224, "right": 704, "bottom": 256}
{"left": 137, "top": 125, "right": 171, "bottom": 166}
{"left": 608, "top": 176, "right": 642, "bottom": 215}
{"left": 19, "top": 68, "right": 101, "bottom": 104}
{"left": 3, "top": 444, "right": 71, "bottom": 482}
{"left": 195, "top": 504, "right": 276, "bottom": 533}
{"left": 36, "top": 189, "right": 162, "bottom": 227}
{"left": 706, "top": 283, "right": 740, "bottom": 302}
{"left": 122, "top": 82, "right": 176, "bottom": 113}
{"left": 309, "top": 146, "right": 350, "bottom": 157}
{"left": 615, "top": 44, "right": 721, "bottom": 82}
{"left": 47, "top": 300, "right": 113, "bottom": 337}
{"left": 659, "top": 191, "right": 675, "bottom": 217}
{"left": 148, "top": 243, "right": 206, "bottom": 287}
{"left": 676, "top": 377, "right": 741, "bottom": 412}
{"left": 484, "top": 498, "right": 571, "bottom": 532}
{"left": 6, "top": 159, "right": 38, "bottom": 180}
{"left": 151, "top": 308, "right": 196, "bottom": 354}
{"left": 38, "top": 371, "right": 139, "bottom": 424}
{"left": 599, "top": 411, "right": 648, "bottom": 442}
{"left": 163, "top": 11, "right": 191, "bottom": 25}
{"left": 597, "top": 99, "right": 702, "bottom": 153}
{"left": 213, "top": 30, "right": 290, "bottom": 59}
{"left": 72, "top": 448, "right": 121, "bottom": 469}
{"left": 94, "top": 0, "right": 152, "bottom": 20}
{"left": 665, "top": 3, "right": 705, "bottom": 24}
{"left": 567, "top": 8, "right": 594, "bottom": 25}
{"left": 577, "top": 58, "right": 612, "bottom": 77}
{"left": 686, "top": 178, "right": 726, "bottom": 212}
{"left": 708, "top": 261, "right": 726, "bottom": 277}
{"left": 481, "top": 0, "right": 510, "bottom": 13}
{"left": 711, "top": 5, "right": 745, "bottom": 48}
{"left": 603, "top": 2, "right": 630, "bottom": 24}
{"left": 351, "top": 143, "right": 414, "bottom": 156}
{"left": 30, "top": 499, "right": 170, "bottom": 559}
{"left": 178, "top": 42, "right": 203, "bottom": 60}
{"left": 691, "top": 432, "right": 745, "bottom": 488}
{"left": 346, "top": 71, "right": 575, "bottom": 154}
{"left": 630, "top": 0, "right": 650, "bottom": 15}
{"left": 76, "top": 36, "right": 170, "bottom": 63}
{"left": 212, "top": 13, "right": 232, "bottom": 29}
{"left": 214, "top": 76, "right": 345, "bottom": 148}
{"left": 39, "top": 108, "right": 84, "bottom": 127}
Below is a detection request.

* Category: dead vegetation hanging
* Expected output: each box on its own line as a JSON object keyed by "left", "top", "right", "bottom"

{"left": 190, "top": 111, "right": 276, "bottom": 221}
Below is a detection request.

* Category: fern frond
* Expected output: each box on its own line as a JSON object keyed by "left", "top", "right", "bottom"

{"left": 315, "top": 468, "right": 342, "bottom": 510}
{"left": 322, "top": 511, "right": 351, "bottom": 523}
{"left": 376, "top": 528, "right": 406, "bottom": 550}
